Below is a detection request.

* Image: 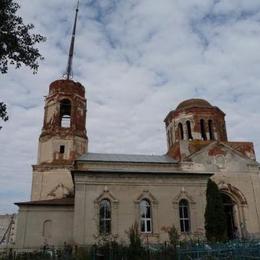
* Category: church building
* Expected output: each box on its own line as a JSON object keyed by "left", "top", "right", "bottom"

{"left": 14, "top": 3, "right": 260, "bottom": 251}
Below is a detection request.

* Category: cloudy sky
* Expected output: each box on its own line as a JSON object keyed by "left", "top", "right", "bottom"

{"left": 1, "top": 0, "right": 260, "bottom": 213}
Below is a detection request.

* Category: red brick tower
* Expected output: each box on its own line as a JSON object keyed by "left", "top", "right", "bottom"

{"left": 38, "top": 79, "right": 87, "bottom": 165}
{"left": 31, "top": 2, "right": 88, "bottom": 200}
{"left": 165, "top": 98, "right": 255, "bottom": 161}
{"left": 31, "top": 80, "right": 88, "bottom": 200}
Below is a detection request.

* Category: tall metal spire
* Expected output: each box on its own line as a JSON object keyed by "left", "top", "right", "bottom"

{"left": 65, "top": 0, "right": 79, "bottom": 80}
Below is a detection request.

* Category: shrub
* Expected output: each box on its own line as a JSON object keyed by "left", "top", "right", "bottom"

{"left": 205, "top": 179, "right": 227, "bottom": 242}
{"left": 127, "top": 222, "right": 145, "bottom": 260}
{"left": 168, "top": 225, "right": 179, "bottom": 248}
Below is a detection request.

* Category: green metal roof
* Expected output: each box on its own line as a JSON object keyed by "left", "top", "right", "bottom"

{"left": 77, "top": 152, "right": 177, "bottom": 164}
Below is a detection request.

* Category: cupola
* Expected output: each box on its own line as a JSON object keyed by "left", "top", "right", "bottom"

{"left": 164, "top": 98, "right": 228, "bottom": 160}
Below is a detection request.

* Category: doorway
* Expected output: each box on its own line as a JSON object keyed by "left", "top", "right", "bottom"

{"left": 222, "top": 193, "right": 237, "bottom": 240}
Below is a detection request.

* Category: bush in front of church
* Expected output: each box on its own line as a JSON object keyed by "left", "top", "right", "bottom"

{"left": 127, "top": 222, "right": 145, "bottom": 260}
{"left": 204, "top": 179, "right": 227, "bottom": 242}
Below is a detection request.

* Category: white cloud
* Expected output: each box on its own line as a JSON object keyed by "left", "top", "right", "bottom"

{"left": 1, "top": 0, "right": 260, "bottom": 213}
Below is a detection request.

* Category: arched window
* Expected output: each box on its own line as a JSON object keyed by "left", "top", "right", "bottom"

{"left": 99, "top": 199, "right": 111, "bottom": 234}
{"left": 179, "top": 199, "right": 190, "bottom": 233}
{"left": 208, "top": 120, "right": 214, "bottom": 140}
{"left": 43, "top": 220, "right": 52, "bottom": 238}
{"left": 200, "top": 119, "right": 207, "bottom": 140}
{"left": 140, "top": 199, "right": 152, "bottom": 233}
{"left": 186, "top": 121, "right": 193, "bottom": 140}
{"left": 178, "top": 123, "right": 184, "bottom": 140}
{"left": 60, "top": 99, "right": 71, "bottom": 128}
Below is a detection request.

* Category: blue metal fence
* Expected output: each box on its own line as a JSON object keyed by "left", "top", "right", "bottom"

{"left": 177, "top": 240, "right": 260, "bottom": 259}
{"left": 2, "top": 240, "right": 260, "bottom": 259}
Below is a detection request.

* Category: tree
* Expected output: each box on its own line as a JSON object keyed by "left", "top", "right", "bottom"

{"left": 0, "top": 0, "right": 46, "bottom": 73}
{"left": 204, "top": 179, "right": 227, "bottom": 242}
{"left": 0, "top": 0, "right": 46, "bottom": 128}
{"left": 0, "top": 102, "right": 8, "bottom": 130}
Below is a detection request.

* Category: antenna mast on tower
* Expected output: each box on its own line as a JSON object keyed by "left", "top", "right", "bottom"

{"left": 65, "top": 0, "right": 79, "bottom": 80}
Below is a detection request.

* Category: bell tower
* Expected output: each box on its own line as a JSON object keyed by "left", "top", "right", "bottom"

{"left": 38, "top": 79, "right": 87, "bottom": 165}
{"left": 31, "top": 1, "right": 87, "bottom": 200}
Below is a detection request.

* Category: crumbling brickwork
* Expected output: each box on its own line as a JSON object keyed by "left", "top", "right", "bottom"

{"left": 165, "top": 99, "right": 255, "bottom": 161}
{"left": 31, "top": 79, "right": 88, "bottom": 200}
{"left": 38, "top": 79, "right": 88, "bottom": 164}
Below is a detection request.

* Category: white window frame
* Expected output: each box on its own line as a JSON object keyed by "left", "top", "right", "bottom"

{"left": 179, "top": 199, "right": 190, "bottom": 233}
{"left": 99, "top": 199, "right": 111, "bottom": 235}
{"left": 140, "top": 199, "right": 152, "bottom": 233}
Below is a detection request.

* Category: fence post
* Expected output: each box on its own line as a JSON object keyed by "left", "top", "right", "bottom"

{"left": 164, "top": 241, "right": 166, "bottom": 259}
{"left": 92, "top": 245, "right": 96, "bottom": 260}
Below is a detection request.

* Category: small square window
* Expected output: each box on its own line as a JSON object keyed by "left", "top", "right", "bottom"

{"left": 60, "top": 145, "right": 65, "bottom": 154}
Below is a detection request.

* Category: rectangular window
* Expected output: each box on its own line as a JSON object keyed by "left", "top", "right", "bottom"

{"left": 60, "top": 145, "right": 65, "bottom": 154}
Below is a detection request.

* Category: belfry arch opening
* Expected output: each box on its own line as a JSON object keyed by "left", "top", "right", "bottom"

{"left": 208, "top": 120, "right": 214, "bottom": 140}
{"left": 60, "top": 99, "right": 71, "bottom": 128}
{"left": 178, "top": 123, "right": 184, "bottom": 140}
{"left": 186, "top": 121, "right": 193, "bottom": 140}
{"left": 200, "top": 119, "right": 207, "bottom": 140}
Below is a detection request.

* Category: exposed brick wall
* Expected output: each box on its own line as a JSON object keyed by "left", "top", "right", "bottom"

{"left": 164, "top": 99, "right": 255, "bottom": 161}
{"left": 40, "top": 80, "right": 87, "bottom": 140}
{"left": 38, "top": 79, "right": 88, "bottom": 164}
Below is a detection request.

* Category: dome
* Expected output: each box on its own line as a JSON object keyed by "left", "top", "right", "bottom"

{"left": 176, "top": 98, "right": 212, "bottom": 111}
